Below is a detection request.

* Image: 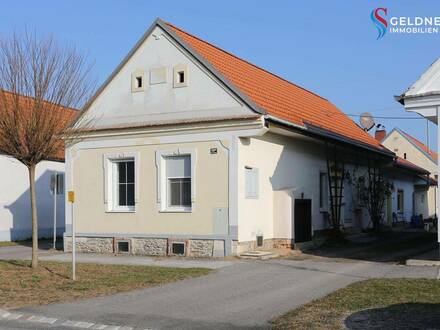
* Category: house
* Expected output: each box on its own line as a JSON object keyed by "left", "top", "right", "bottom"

{"left": 381, "top": 128, "right": 437, "bottom": 219}
{"left": 395, "top": 57, "right": 439, "bottom": 244}
{"left": 65, "top": 18, "right": 425, "bottom": 257}
{"left": 0, "top": 92, "right": 76, "bottom": 241}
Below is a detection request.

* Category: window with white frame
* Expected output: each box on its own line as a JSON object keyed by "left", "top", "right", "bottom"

{"left": 165, "top": 155, "right": 192, "bottom": 209}
{"left": 111, "top": 159, "right": 135, "bottom": 210}
{"left": 245, "top": 166, "right": 259, "bottom": 199}
{"left": 104, "top": 153, "right": 139, "bottom": 212}
{"left": 319, "top": 172, "right": 328, "bottom": 209}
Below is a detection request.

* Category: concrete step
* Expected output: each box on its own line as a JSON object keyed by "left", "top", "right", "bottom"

{"left": 238, "top": 251, "right": 279, "bottom": 260}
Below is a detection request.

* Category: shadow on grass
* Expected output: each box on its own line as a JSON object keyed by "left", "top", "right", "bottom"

{"left": 345, "top": 303, "right": 440, "bottom": 329}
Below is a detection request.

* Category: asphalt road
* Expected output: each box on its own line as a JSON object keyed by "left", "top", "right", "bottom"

{"left": 1, "top": 258, "right": 438, "bottom": 330}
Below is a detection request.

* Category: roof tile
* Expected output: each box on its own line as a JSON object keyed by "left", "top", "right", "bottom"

{"left": 165, "top": 22, "right": 385, "bottom": 151}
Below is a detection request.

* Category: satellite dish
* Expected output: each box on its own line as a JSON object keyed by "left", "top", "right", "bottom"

{"left": 359, "top": 112, "right": 375, "bottom": 131}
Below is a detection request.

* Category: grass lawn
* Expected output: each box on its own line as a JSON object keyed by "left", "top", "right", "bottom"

{"left": 0, "top": 241, "right": 19, "bottom": 247}
{"left": 272, "top": 278, "right": 440, "bottom": 330}
{"left": 0, "top": 260, "right": 211, "bottom": 309}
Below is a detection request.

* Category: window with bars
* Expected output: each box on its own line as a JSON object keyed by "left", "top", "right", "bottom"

{"left": 114, "top": 160, "right": 135, "bottom": 209}
{"left": 165, "top": 155, "right": 192, "bottom": 208}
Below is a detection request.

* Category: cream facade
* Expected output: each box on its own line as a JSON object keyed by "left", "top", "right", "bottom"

{"left": 382, "top": 128, "right": 437, "bottom": 219}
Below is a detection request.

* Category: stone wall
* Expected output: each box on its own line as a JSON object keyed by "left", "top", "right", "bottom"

{"left": 63, "top": 236, "right": 230, "bottom": 257}
{"left": 237, "top": 238, "right": 295, "bottom": 254}
{"left": 188, "top": 240, "right": 214, "bottom": 257}
{"left": 64, "top": 237, "right": 113, "bottom": 254}
{"left": 132, "top": 238, "right": 167, "bottom": 256}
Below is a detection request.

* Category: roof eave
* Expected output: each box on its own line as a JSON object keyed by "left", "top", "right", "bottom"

{"left": 266, "top": 115, "right": 394, "bottom": 158}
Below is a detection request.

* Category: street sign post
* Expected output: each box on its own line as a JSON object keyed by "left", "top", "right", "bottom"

{"left": 68, "top": 191, "right": 76, "bottom": 281}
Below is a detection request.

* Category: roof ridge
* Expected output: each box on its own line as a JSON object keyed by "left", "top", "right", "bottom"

{"left": 399, "top": 128, "right": 436, "bottom": 153}
{"left": 163, "top": 21, "right": 330, "bottom": 103}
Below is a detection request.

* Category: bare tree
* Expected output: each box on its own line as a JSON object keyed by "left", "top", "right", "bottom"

{"left": 0, "top": 32, "right": 94, "bottom": 268}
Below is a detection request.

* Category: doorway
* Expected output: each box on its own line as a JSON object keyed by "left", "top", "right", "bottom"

{"left": 294, "top": 199, "right": 312, "bottom": 243}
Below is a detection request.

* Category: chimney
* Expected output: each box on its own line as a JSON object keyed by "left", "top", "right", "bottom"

{"left": 375, "top": 128, "right": 386, "bottom": 141}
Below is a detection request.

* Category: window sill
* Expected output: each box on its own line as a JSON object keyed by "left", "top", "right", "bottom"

{"left": 160, "top": 207, "right": 192, "bottom": 213}
{"left": 106, "top": 207, "right": 136, "bottom": 213}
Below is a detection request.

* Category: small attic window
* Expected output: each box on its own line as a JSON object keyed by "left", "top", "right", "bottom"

{"left": 136, "top": 76, "right": 143, "bottom": 88}
{"left": 173, "top": 64, "right": 188, "bottom": 88}
{"left": 178, "top": 71, "right": 185, "bottom": 84}
{"left": 404, "top": 153, "right": 407, "bottom": 159}
{"left": 131, "top": 70, "right": 145, "bottom": 92}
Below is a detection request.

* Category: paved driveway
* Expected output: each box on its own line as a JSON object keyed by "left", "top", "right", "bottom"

{"left": 1, "top": 257, "right": 438, "bottom": 330}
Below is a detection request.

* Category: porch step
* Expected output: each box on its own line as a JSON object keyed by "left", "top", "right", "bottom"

{"left": 238, "top": 251, "right": 279, "bottom": 260}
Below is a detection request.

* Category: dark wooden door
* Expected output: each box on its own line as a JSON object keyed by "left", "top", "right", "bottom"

{"left": 294, "top": 199, "right": 312, "bottom": 243}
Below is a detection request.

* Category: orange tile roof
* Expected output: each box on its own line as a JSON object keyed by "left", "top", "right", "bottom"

{"left": 165, "top": 21, "right": 386, "bottom": 152}
{"left": 0, "top": 91, "right": 78, "bottom": 161}
{"left": 394, "top": 156, "right": 429, "bottom": 174}
{"left": 400, "top": 130, "right": 438, "bottom": 162}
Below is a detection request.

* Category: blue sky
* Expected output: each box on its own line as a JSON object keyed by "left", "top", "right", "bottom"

{"left": 1, "top": 0, "right": 439, "bottom": 150}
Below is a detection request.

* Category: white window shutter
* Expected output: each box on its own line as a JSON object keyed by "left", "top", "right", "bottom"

{"left": 253, "top": 168, "right": 259, "bottom": 198}
{"left": 245, "top": 167, "right": 259, "bottom": 199}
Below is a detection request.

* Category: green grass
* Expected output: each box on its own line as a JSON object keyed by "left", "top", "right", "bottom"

{"left": 272, "top": 278, "right": 440, "bottom": 329}
{"left": 0, "top": 241, "right": 19, "bottom": 247}
{"left": 0, "top": 260, "right": 211, "bottom": 309}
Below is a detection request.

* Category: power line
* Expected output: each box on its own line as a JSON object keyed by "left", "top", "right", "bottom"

{"left": 346, "top": 114, "right": 425, "bottom": 120}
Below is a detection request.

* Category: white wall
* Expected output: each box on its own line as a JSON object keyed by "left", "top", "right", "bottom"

{"left": 0, "top": 155, "right": 65, "bottom": 241}
{"left": 237, "top": 132, "right": 330, "bottom": 243}
{"left": 388, "top": 176, "right": 416, "bottom": 222}
{"left": 83, "top": 26, "right": 253, "bottom": 129}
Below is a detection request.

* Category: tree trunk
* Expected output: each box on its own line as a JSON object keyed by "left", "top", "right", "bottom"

{"left": 28, "top": 164, "right": 39, "bottom": 268}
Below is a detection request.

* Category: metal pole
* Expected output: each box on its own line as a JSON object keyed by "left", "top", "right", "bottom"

{"left": 53, "top": 174, "right": 57, "bottom": 250}
{"left": 437, "top": 106, "right": 439, "bottom": 259}
{"left": 71, "top": 199, "right": 76, "bottom": 281}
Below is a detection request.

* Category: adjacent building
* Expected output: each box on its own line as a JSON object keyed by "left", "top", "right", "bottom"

{"left": 0, "top": 92, "right": 75, "bottom": 241}
{"left": 381, "top": 128, "right": 437, "bottom": 219}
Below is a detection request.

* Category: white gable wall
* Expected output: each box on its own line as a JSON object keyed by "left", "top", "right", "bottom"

{"left": 83, "top": 26, "right": 253, "bottom": 129}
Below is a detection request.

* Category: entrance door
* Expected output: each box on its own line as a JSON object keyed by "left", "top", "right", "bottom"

{"left": 294, "top": 199, "right": 312, "bottom": 243}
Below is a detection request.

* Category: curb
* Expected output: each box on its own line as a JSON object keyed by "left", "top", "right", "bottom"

{"left": 0, "top": 309, "right": 154, "bottom": 330}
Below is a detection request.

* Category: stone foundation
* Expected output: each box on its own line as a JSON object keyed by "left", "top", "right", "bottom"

{"left": 188, "top": 240, "right": 214, "bottom": 257}
{"left": 132, "top": 238, "right": 167, "bottom": 256}
{"left": 64, "top": 235, "right": 230, "bottom": 257}
{"left": 64, "top": 237, "right": 113, "bottom": 254}
{"left": 237, "top": 238, "right": 294, "bottom": 254}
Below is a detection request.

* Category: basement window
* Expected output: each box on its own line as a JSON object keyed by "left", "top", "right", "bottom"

{"left": 116, "top": 240, "right": 130, "bottom": 253}
{"left": 171, "top": 242, "right": 185, "bottom": 256}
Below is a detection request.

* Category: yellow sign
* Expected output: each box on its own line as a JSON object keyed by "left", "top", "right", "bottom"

{"left": 68, "top": 191, "right": 75, "bottom": 203}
